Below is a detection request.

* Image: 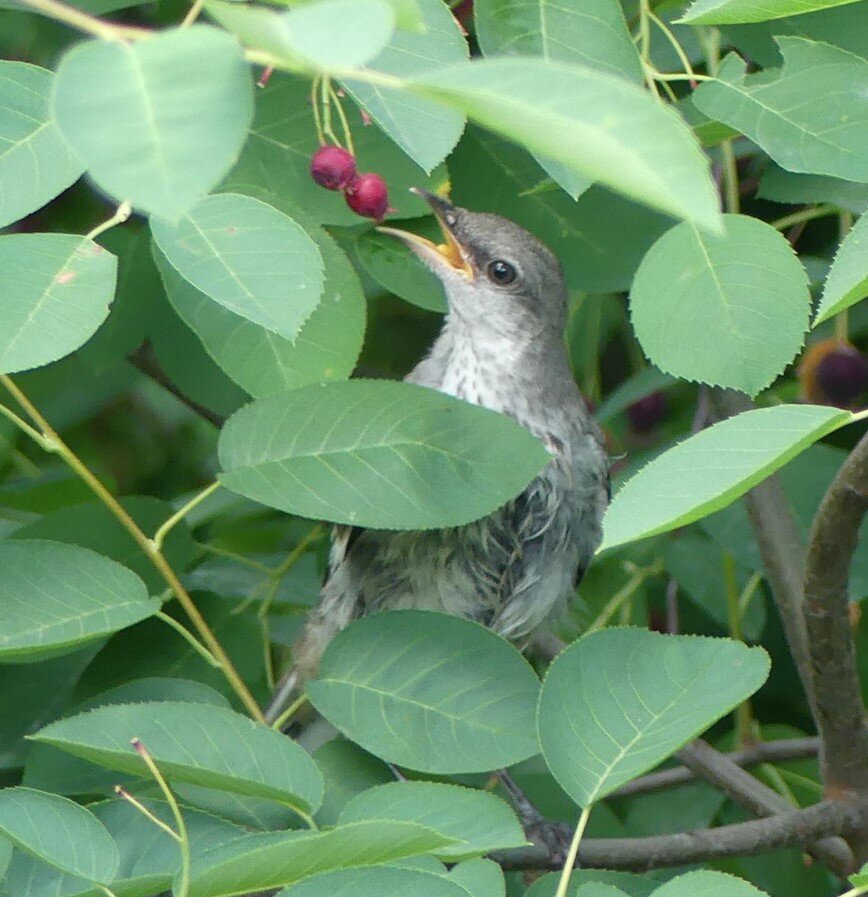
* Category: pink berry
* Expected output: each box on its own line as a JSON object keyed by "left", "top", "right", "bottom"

{"left": 627, "top": 391, "right": 667, "bottom": 433}
{"left": 817, "top": 344, "right": 868, "bottom": 406}
{"left": 345, "top": 173, "right": 389, "bottom": 221}
{"left": 310, "top": 145, "right": 357, "bottom": 191}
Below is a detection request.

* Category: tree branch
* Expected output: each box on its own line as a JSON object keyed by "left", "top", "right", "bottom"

{"left": 128, "top": 342, "right": 226, "bottom": 429}
{"left": 803, "top": 430, "right": 868, "bottom": 800}
{"left": 609, "top": 738, "right": 820, "bottom": 798}
{"left": 677, "top": 739, "right": 854, "bottom": 875}
{"left": 493, "top": 800, "right": 867, "bottom": 872}
{"left": 711, "top": 390, "right": 816, "bottom": 715}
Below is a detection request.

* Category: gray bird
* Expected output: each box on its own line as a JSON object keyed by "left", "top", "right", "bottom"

{"left": 267, "top": 191, "right": 608, "bottom": 720}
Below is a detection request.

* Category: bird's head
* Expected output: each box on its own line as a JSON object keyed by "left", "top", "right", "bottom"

{"left": 378, "top": 190, "right": 568, "bottom": 339}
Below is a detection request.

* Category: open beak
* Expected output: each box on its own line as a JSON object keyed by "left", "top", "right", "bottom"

{"left": 377, "top": 188, "right": 474, "bottom": 280}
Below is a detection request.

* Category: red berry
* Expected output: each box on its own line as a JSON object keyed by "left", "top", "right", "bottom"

{"left": 817, "top": 344, "right": 868, "bottom": 406}
{"left": 345, "top": 173, "right": 389, "bottom": 221}
{"left": 627, "top": 391, "right": 667, "bottom": 433}
{"left": 310, "top": 145, "right": 356, "bottom": 191}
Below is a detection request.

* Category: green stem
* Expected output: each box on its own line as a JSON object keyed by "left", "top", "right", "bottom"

{"left": 0, "top": 375, "right": 265, "bottom": 722}
{"left": 259, "top": 525, "right": 324, "bottom": 618}
{"left": 320, "top": 76, "right": 341, "bottom": 146}
{"left": 724, "top": 554, "right": 752, "bottom": 747}
{"left": 201, "top": 544, "right": 273, "bottom": 574}
{"left": 329, "top": 84, "right": 355, "bottom": 157}
{"left": 152, "top": 480, "right": 220, "bottom": 552}
{"left": 155, "top": 611, "right": 221, "bottom": 668}
{"left": 554, "top": 804, "right": 593, "bottom": 897}
{"left": 0, "top": 402, "right": 52, "bottom": 448}
{"left": 311, "top": 75, "right": 326, "bottom": 145}
{"left": 14, "top": 0, "right": 150, "bottom": 40}
{"left": 114, "top": 786, "right": 182, "bottom": 842}
{"left": 271, "top": 692, "right": 309, "bottom": 731}
{"left": 647, "top": 11, "right": 697, "bottom": 84}
{"left": 132, "top": 740, "right": 190, "bottom": 897}
{"left": 586, "top": 561, "right": 663, "bottom": 634}
{"left": 651, "top": 72, "right": 715, "bottom": 82}
{"left": 737, "top": 570, "right": 763, "bottom": 619}
{"left": 85, "top": 202, "right": 131, "bottom": 242}
{"left": 720, "top": 139, "right": 740, "bottom": 214}
{"left": 181, "top": 0, "right": 205, "bottom": 27}
{"left": 769, "top": 204, "right": 838, "bottom": 231}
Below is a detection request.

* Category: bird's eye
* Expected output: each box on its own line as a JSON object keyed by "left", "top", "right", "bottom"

{"left": 486, "top": 259, "right": 517, "bottom": 286}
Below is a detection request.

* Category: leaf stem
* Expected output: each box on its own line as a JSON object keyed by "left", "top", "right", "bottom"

{"left": 152, "top": 480, "right": 220, "bottom": 552}
{"left": 311, "top": 75, "right": 326, "bottom": 145}
{"left": 769, "top": 204, "right": 838, "bottom": 231}
{"left": 181, "top": 0, "right": 206, "bottom": 27}
{"left": 155, "top": 611, "right": 221, "bottom": 668}
{"left": 651, "top": 72, "right": 715, "bottom": 82}
{"left": 586, "top": 560, "right": 663, "bottom": 633}
{"left": 14, "top": 0, "right": 151, "bottom": 41}
{"left": 259, "top": 524, "right": 324, "bottom": 618}
{"left": 720, "top": 139, "right": 739, "bottom": 214}
{"left": 86, "top": 201, "right": 132, "bottom": 242}
{"left": 132, "top": 740, "right": 190, "bottom": 897}
{"left": 271, "top": 692, "right": 309, "bottom": 731}
{"left": 114, "top": 786, "right": 182, "bottom": 842}
{"left": 647, "top": 11, "right": 698, "bottom": 86}
{"left": 554, "top": 804, "right": 592, "bottom": 897}
{"left": 724, "top": 553, "right": 752, "bottom": 746}
{"left": 329, "top": 84, "right": 356, "bottom": 157}
{"left": 320, "top": 76, "right": 341, "bottom": 147}
{"left": 0, "top": 374, "right": 265, "bottom": 722}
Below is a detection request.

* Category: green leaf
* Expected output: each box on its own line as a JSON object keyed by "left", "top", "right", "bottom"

{"left": 849, "top": 862, "right": 868, "bottom": 888}
{"left": 307, "top": 610, "right": 541, "bottom": 773}
{"left": 0, "top": 540, "right": 156, "bottom": 663}
{"left": 601, "top": 404, "right": 853, "bottom": 551}
{"left": 341, "top": 0, "right": 468, "bottom": 172}
{"left": 186, "top": 821, "right": 456, "bottom": 897}
{"left": 475, "top": 0, "right": 642, "bottom": 82}
{"left": 356, "top": 226, "right": 447, "bottom": 313}
{"left": 0, "top": 234, "right": 117, "bottom": 374}
{"left": 313, "top": 740, "right": 394, "bottom": 826}
{"left": 629, "top": 214, "right": 810, "bottom": 395}
{"left": 206, "top": 0, "right": 396, "bottom": 71}
{"left": 151, "top": 193, "right": 324, "bottom": 341}
{"left": 473, "top": 0, "right": 641, "bottom": 198}
{"left": 577, "top": 887, "right": 629, "bottom": 897}
{"left": 651, "top": 871, "right": 769, "bottom": 897}
{"left": 448, "top": 859, "right": 505, "bottom": 897}
{"left": 154, "top": 218, "right": 364, "bottom": 397}
{"left": 339, "top": 782, "right": 527, "bottom": 860}
{"left": 31, "top": 700, "right": 324, "bottom": 814}
{"left": 2, "top": 797, "right": 245, "bottom": 897}
{"left": 218, "top": 379, "right": 550, "bottom": 530}
{"left": 277, "top": 865, "right": 472, "bottom": 897}
{"left": 0, "top": 62, "right": 83, "bottom": 229}
{"left": 409, "top": 59, "right": 720, "bottom": 229}
{"left": 692, "top": 39, "right": 868, "bottom": 183}
{"left": 757, "top": 164, "right": 868, "bottom": 215}
{"left": 225, "top": 72, "right": 450, "bottom": 225}
{"left": 52, "top": 26, "right": 253, "bottom": 220}
{"left": 23, "top": 677, "right": 231, "bottom": 796}
{"left": 537, "top": 629, "right": 770, "bottom": 806}
{"left": 527, "top": 870, "right": 658, "bottom": 897}
{"left": 814, "top": 212, "right": 868, "bottom": 325}
{"left": 0, "top": 787, "right": 118, "bottom": 882}
{"left": 450, "top": 128, "right": 671, "bottom": 293}
{"left": 681, "top": 0, "right": 861, "bottom": 25}
{"left": 9, "top": 495, "right": 197, "bottom": 594}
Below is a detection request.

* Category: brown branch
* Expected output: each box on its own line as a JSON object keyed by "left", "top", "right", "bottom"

{"left": 128, "top": 342, "right": 226, "bottom": 429}
{"left": 711, "top": 390, "right": 816, "bottom": 715}
{"left": 609, "top": 737, "right": 820, "bottom": 798}
{"left": 677, "top": 739, "right": 854, "bottom": 875}
{"left": 803, "top": 431, "right": 868, "bottom": 800}
{"left": 493, "top": 800, "right": 867, "bottom": 872}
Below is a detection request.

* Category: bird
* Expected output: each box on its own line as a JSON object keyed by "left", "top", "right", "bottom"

{"left": 266, "top": 190, "right": 609, "bottom": 722}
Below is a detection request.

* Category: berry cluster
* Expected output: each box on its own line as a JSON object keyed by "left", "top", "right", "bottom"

{"left": 310, "top": 145, "right": 389, "bottom": 221}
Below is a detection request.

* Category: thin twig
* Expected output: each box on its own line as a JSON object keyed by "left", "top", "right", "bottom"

{"left": 608, "top": 737, "right": 821, "bottom": 798}
{"left": 0, "top": 375, "right": 263, "bottom": 721}
{"left": 677, "top": 739, "right": 854, "bottom": 875}
{"left": 14, "top": 0, "right": 150, "bottom": 40}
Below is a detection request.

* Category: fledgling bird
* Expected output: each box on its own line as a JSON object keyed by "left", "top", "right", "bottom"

{"left": 267, "top": 190, "right": 608, "bottom": 721}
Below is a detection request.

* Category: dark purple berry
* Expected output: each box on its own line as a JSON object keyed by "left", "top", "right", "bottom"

{"left": 816, "top": 344, "right": 868, "bottom": 407}
{"left": 345, "top": 173, "right": 389, "bottom": 221}
{"left": 310, "top": 145, "right": 356, "bottom": 191}
{"left": 627, "top": 391, "right": 667, "bottom": 433}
